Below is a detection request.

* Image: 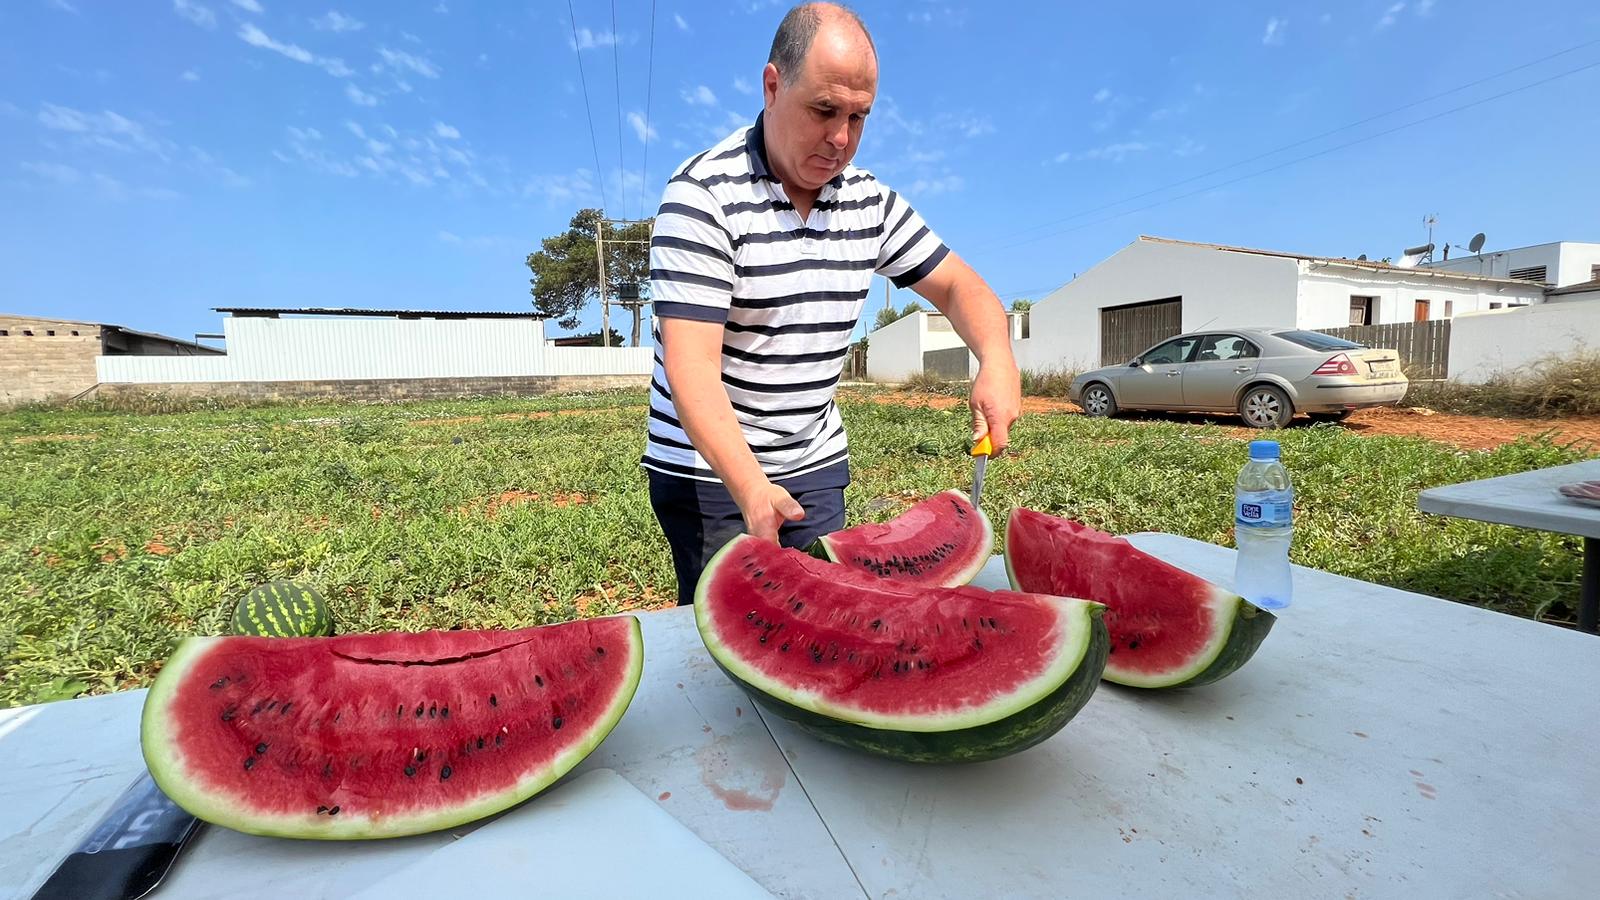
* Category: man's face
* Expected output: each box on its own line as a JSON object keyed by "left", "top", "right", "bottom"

{"left": 762, "top": 27, "right": 877, "bottom": 193}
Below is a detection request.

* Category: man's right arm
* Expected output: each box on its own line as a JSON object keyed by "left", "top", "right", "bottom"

{"left": 659, "top": 318, "right": 803, "bottom": 542}
{"left": 651, "top": 176, "right": 803, "bottom": 543}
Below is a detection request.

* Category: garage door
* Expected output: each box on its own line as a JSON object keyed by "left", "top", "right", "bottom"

{"left": 1100, "top": 297, "right": 1182, "bottom": 366}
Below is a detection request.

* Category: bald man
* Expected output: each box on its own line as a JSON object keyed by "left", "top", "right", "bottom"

{"left": 642, "top": 2, "right": 1021, "bottom": 605}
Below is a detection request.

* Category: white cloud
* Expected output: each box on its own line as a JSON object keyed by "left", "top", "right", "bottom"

{"left": 21, "top": 161, "right": 82, "bottom": 184}
{"left": 343, "top": 121, "right": 364, "bottom": 138}
{"left": 38, "top": 103, "right": 171, "bottom": 159}
{"left": 48, "top": 0, "right": 79, "bottom": 13}
{"left": 674, "top": 13, "right": 690, "bottom": 32}
{"left": 1377, "top": 3, "right": 1406, "bottom": 28}
{"left": 627, "top": 111, "right": 657, "bottom": 143}
{"left": 288, "top": 125, "right": 322, "bottom": 141}
{"left": 312, "top": 10, "right": 365, "bottom": 33}
{"left": 1263, "top": 17, "right": 1286, "bottom": 46}
{"left": 1092, "top": 88, "right": 1112, "bottom": 104}
{"left": 1417, "top": 0, "right": 1436, "bottom": 15}
{"left": 572, "top": 27, "right": 620, "bottom": 49}
{"left": 1054, "top": 141, "right": 1150, "bottom": 164}
{"left": 238, "top": 24, "right": 352, "bottom": 77}
{"left": 437, "top": 230, "right": 462, "bottom": 244}
{"left": 522, "top": 170, "right": 597, "bottom": 205}
{"left": 376, "top": 46, "right": 440, "bottom": 79}
{"left": 732, "top": 76, "right": 755, "bottom": 96}
{"left": 230, "top": 0, "right": 263, "bottom": 13}
{"left": 433, "top": 122, "right": 460, "bottom": 139}
{"left": 1320, "top": 12, "right": 1334, "bottom": 25}
{"left": 907, "top": 174, "right": 963, "bottom": 197}
{"left": 345, "top": 83, "right": 378, "bottom": 106}
{"left": 365, "top": 138, "right": 391, "bottom": 156}
{"left": 1173, "top": 136, "right": 1205, "bottom": 157}
{"left": 172, "top": 0, "right": 216, "bottom": 29}
{"left": 937, "top": 113, "right": 993, "bottom": 139}
{"left": 181, "top": 69, "right": 201, "bottom": 82}
{"left": 682, "top": 84, "right": 718, "bottom": 106}
{"left": 434, "top": 2, "right": 448, "bottom": 12}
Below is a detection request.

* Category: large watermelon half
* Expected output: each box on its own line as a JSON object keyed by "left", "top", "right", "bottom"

{"left": 697, "top": 534, "right": 1108, "bottom": 763}
{"left": 1004, "top": 509, "right": 1274, "bottom": 689}
{"left": 810, "top": 489, "right": 993, "bottom": 588}
{"left": 140, "top": 617, "right": 644, "bottom": 839}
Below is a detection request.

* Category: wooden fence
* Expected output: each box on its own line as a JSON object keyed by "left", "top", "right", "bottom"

{"left": 1313, "top": 320, "right": 1451, "bottom": 380}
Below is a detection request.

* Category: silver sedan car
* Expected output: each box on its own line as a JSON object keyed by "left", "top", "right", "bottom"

{"left": 1069, "top": 329, "right": 1409, "bottom": 428}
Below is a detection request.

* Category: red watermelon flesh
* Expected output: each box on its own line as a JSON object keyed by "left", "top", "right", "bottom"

{"left": 814, "top": 489, "right": 994, "bottom": 588}
{"left": 698, "top": 534, "right": 1101, "bottom": 731}
{"left": 140, "top": 617, "right": 643, "bottom": 839}
{"left": 1004, "top": 509, "right": 1274, "bottom": 689}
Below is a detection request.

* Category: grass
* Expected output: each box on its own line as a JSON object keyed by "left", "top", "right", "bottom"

{"left": 1404, "top": 349, "right": 1600, "bottom": 418}
{"left": 2, "top": 388, "right": 1595, "bottom": 707}
{"left": 892, "top": 366, "right": 1079, "bottom": 399}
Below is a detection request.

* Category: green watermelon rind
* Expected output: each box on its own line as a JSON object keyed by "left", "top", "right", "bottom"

{"left": 139, "top": 617, "right": 646, "bottom": 840}
{"left": 232, "top": 581, "right": 334, "bottom": 638}
{"left": 812, "top": 489, "right": 995, "bottom": 588}
{"left": 1002, "top": 521, "right": 1275, "bottom": 690}
{"left": 717, "top": 614, "right": 1108, "bottom": 763}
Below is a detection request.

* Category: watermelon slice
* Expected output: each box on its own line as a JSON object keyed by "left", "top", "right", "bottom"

{"left": 140, "top": 617, "right": 644, "bottom": 839}
{"left": 1004, "top": 509, "right": 1274, "bottom": 689}
{"left": 811, "top": 489, "right": 994, "bottom": 588}
{"left": 696, "top": 534, "right": 1107, "bottom": 763}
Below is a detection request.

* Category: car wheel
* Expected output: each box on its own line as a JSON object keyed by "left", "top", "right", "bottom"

{"left": 1081, "top": 383, "right": 1118, "bottom": 418}
{"left": 1239, "top": 385, "right": 1292, "bottom": 429}
{"left": 1308, "top": 410, "right": 1354, "bottom": 424}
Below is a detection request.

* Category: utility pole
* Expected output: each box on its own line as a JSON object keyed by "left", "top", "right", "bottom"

{"left": 595, "top": 219, "right": 609, "bottom": 348}
{"left": 596, "top": 216, "right": 654, "bottom": 347}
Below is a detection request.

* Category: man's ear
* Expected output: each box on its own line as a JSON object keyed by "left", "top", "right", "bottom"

{"left": 762, "top": 63, "right": 781, "bottom": 105}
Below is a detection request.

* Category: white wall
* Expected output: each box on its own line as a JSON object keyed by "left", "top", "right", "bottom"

{"left": 1447, "top": 299, "right": 1600, "bottom": 383}
{"left": 1295, "top": 265, "right": 1545, "bottom": 328}
{"left": 1015, "top": 239, "right": 1300, "bottom": 371}
{"left": 97, "top": 316, "right": 653, "bottom": 383}
{"left": 1426, "top": 242, "right": 1600, "bottom": 286}
{"left": 865, "top": 311, "right": 966, "bottom": 382}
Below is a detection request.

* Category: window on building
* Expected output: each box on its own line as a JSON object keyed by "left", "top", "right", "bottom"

{"left": 1349, "top": 295, "right": 1376, "bottom": 325}
{"left": 1444, "top": 300, "right": 1454, "bottom": 317}
{"left": 46, "top": 330, "right": 55, "bottom": 336}
{"left": 1490, "top": 303, "right": 1502, "bottom": 310}
{"left": 0, "top": 330, "right": 8, "bottom": 336}
{"left": 1414, "top": 299, "right": 1431, "bottom": 322}
{"left": 1591, "top": 264, "right": 1600, "bottom": 282}
{"left": 70, "top": 330, "right": 80, "bottom": 336}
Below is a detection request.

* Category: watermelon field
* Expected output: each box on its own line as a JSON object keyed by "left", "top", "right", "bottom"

{"left": 2, "top": 387, "right": 1594, "bottom": 708}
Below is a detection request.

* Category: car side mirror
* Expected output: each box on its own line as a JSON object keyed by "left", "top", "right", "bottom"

{"left": 1128, "top": 358, "right": 1142, "bottom": 367}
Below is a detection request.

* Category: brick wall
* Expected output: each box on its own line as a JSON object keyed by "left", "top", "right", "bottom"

{"left": 0, "top": 316, "right": 102, "bottom": 405}
{"left": 90, "top": 374, "right": 648, "bottom": 404}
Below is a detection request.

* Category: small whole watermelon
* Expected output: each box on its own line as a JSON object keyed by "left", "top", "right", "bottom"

{"left": 232, "top": 580, "right": 335, "bottom": 638}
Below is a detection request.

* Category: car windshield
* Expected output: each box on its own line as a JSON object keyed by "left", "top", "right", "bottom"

{"left": 1274, "top": 330, "right": 1365, "bottom": 351}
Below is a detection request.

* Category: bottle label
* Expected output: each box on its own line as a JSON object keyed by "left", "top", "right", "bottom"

{"left": 1237, "top": 492, "right": 1292, "bottom": 528}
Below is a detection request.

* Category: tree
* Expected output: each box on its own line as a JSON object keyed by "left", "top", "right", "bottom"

{"left": 872, "top": 300, "right": 924, "bottom": 332}
{"left": 525, "top": 209, "right": 653, "bottom": 344}
{"left": 1010, "top": 298, "right": 1033, "bottom": 312}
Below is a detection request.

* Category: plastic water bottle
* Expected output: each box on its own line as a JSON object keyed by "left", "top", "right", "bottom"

{"left": 1233, "top": 440, "right": 1293, "bottom": 610}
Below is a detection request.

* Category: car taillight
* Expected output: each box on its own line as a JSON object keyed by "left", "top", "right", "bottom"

{"left": 1313, "top": 354, "right": 1359, "bottom": 376}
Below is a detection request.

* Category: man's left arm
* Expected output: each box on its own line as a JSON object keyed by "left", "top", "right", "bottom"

{"left": 911, "top": 252, "right": 1022, "bottom": 453}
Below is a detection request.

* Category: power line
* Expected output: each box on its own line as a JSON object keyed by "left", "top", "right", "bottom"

{"left": 566, "top": 0, "right": 609, "bottom": 213}
{"left": 640, "top": 0, "right": 658, "bottom": 220}
{"left": 610, "top": 0, "right": 627, "bottom": 218}
{"left": 988, "top": 54, "right": 1600, "bottom": 257}
{"left": 976, "top": 38, "right": 1600, "bottom": 254}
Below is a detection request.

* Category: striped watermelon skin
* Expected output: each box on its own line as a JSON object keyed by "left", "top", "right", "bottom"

{"left": 232, "top": 581, "right": 334, "bottom": 638}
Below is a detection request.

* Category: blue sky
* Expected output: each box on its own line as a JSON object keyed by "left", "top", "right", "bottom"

{"left": 2, "top": 1, "right": 1597, "bottom": 347}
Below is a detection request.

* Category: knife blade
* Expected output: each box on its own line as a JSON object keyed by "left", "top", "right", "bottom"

{"left": 30, "top": 770, "right": 201, "bottom": 900}
{"left": 970, "top": 433, "right": 993, "bottom": 507}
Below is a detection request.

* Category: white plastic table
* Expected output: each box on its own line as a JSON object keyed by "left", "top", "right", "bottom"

{"left": 1418, "top": 458, "right": 1600, "bottom": 632}
{"left": 4, "top": 535, "right": 1597, "bottom": 900}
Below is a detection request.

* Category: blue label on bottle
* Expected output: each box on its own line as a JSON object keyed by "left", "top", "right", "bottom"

{"left": 1237, "top": 492, "right": 1292, "bottom": 527}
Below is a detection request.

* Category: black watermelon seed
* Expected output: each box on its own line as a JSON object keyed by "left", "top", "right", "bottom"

{"left": 440, "top": 766, "right": 453, "bottom": 780}
{"left": 428, "top": 704, "right": 436, "bottom": 719}
{"left": 595, "top": 646, "right": 605, "bottom": 656}
{"left": 255, "top": 742, "right": 268, "bottom": 754}
{"left": 211, "top": 677, "right": 229, "bottom": 690}
{"left": 1128, "top": 640, "right": 1141, "bottom": 651}
{"left": 496, "top": 733, "right": 505, "bottom": 746}
{"left": 477, "top": 737, "right": 485, "bottom": 749}
{"left": 280, "top": 703, "right": 293, "bottom": 715}
{"left": 333, "top": 712, "right": 341, "bottom": 723}
{"left": 415, "top": 704, "right": 424, "bottom": 718}
{"left": 870, "top": 619, "right": 882, "bottom": 630}
{"left": 552, "top": 716, "right": 564, "bottom": 730}
{"left": 323, "top": 763, "right": 333, "bottom": 778}
{"left": 329, "top": 806, "right": 340, "bottom": 816}
{"left": 244, "top": 757, "right": 256, "bottom": 770}
{"left": 489, "top": 694, "right": 497, "bottom": 707}
{"left": 220, "top": 706, "right": 237, "bottom": 722}
{"left": 318, "top": 805, "right": 329, "bottom": 814}
{"left": 441, "top": 707, "right": 449, "bottom": 719}
{"left": 405, "top": 765, "right": 416, "bottom": 777}
{"left": 535, "top": 675, "right": 544, "bottom": 687}
{"left": 265, "top": 700, "right": 277, "bottom": 711}
{"left": 397, "top": 704, "right": 405, "bottom": 717}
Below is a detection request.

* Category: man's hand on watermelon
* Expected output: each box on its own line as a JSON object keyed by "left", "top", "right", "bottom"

{"left": 908, "top": 252, "right": 1022, "bottom": 454}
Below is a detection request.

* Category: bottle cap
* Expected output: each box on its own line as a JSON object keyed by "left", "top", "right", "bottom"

{"left": 1249, "top": 440, "right": 1280, "bottom": 460}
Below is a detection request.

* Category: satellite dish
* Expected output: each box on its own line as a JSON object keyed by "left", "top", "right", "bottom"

{"left": 1357, "top": 254, "right": 1368, "bottom": 261}
{"left": 1468, "top": 232, "right": 1486, "bottom": 253}
{"left": 1403, "top": 243, "right": 1435, "bottom": 257}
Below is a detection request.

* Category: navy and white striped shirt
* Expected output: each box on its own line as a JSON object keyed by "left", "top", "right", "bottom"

{"left": 643, "top": 112, "right": 950, "bottom": 485}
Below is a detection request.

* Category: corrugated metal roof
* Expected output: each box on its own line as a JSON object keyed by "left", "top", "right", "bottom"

{"left": 1545, "top": 280, "right": 1600, "bottom": 297}
{"left": 1137, "top": 236, "right": 1545, "bottom": 288}
{"left": 214, "top": 307, "right": 546, "bottom": 319}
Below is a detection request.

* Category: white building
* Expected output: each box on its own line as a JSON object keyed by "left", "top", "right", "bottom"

{"left": 93, "top": 307, "right": 652, "bottom": 398}
{"left": 1423, "top": 241, "right": 1600, "bottom": 287}
{"left": 865, "top": 309, "right": 1027, "bottom": 382}
{"left": 1010, "top": 236, "right": 1545, "bottom": 372}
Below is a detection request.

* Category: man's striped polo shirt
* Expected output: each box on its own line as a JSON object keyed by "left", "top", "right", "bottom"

{"left": 642, "top": 112, "right": 950, "bottom": 486}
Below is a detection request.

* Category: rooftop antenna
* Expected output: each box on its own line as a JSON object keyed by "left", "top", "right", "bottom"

{"left": 1468, "top": 232, "right": 1486, "bottom": 254}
